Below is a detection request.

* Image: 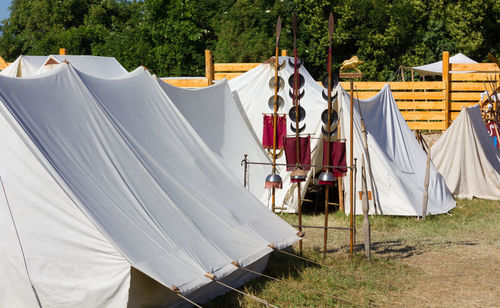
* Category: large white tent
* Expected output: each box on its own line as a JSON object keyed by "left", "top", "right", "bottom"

{"left": 0, "top": 63, "right": 298, "bottom": 307}
{"left": 410, "top": 53, "right": 477, "bottom": 76}
{"left": 158, "top": 79, "right": 272, "bottom": 208}
{"left": 229, "top": 57, "right": 326, "bottom": 212}
{"left": 229, "top": 58, "right": 455, "bottom": 216}
{"left": 0, "top": 55, "right": 127, "bottom": 77}
{"left": 337, "top": 84, "right": 456, "bottom": 216}
{"left": 431, "top": 105, "right": 500, "bottom": 200}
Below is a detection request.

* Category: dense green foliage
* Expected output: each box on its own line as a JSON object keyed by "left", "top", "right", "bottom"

{"left": 1, "top": 0, "right": 499, "bottom": 80}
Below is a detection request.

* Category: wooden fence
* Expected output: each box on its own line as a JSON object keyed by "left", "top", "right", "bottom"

{"left": 0, "top": 56, "right": 10, "bottom": 70}
{"left": 163, "top": 51, "right": 499, "bottom": 131}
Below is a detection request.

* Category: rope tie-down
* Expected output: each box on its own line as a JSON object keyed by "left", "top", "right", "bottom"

{"left": 204, "top": 271, "right": 279, "bottom": 308}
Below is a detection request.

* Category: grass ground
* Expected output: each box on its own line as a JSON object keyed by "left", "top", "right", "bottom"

{"left": 206, "top": 198, "right": 500, "bottom": 307}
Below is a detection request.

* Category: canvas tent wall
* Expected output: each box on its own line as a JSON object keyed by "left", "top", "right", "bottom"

{"left": 158, "top": 79, "right": 272, "bottom": 208}
{"left": 0, "top": 55, "right": 127, "bottom": 77}
{"left": 0, "top": 63, "right": 298, "bottom": 307}
{"left": 228, "top": 57, "right": 326, "bottom": 213}
{"left": 431, "top": 105, "right": 500, "bottom": 200}
{"left": 0, "top": 55, "right": 47, "bottom": 77}
{"left": 409, "top": 53, "right": 477, "bottom": 76}
{"left": 337, "top": 84, "right": 456, "bottom": 216}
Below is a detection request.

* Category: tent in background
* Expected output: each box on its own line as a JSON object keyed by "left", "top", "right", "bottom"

{"left": 431, "top": 105, "right": 500, "bottom": 200}
{"left": 228, "top": 57, "right": 325, "bottom": 213}
{"left": 158, "top": 79, "right": 272, "bottom": 207}
{"left": 337, "top": 84, "right": 456, "bottom": 216}
{"left": 410, "top": 53, "right": 477, "bottom": 76}
{"left": 0, "top": 63, "right": 298, "bottom": 307}
{"left": 0, "top": 55, "right": 127, "bottom": 77}
{"left": 0, "top": 55, "right": 47, "bottom": 77}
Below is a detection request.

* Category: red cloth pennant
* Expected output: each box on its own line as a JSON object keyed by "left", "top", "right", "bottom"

{"left": 262, "top": 114, "right": 286, "bottom": 149}
{"left": 284, "top": 136, "right": 311, "bottom": 171}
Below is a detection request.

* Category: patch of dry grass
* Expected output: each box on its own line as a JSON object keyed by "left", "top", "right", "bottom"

{"left": 206, "top": 198, "right": 499, "bottom": 307}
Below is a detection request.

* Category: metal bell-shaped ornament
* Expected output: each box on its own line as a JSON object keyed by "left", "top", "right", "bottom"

{"left": 290, "top": 167, "right": 307, "bottom": 183}
{"left": 265, "top": 172, "right": 283, "bottom": 189}
{"left": 318, "top": 170, "right": 335, "bottom": 185}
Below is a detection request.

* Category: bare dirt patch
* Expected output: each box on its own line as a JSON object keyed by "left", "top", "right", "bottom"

{"left": 388, "top": 241, "right": 500, "bottom": 308}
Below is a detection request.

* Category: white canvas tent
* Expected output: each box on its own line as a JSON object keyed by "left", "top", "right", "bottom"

{"left": 229, "top": 59, "right": 455, "bottom": 216}
{"left": 0, "top": 55, "right": 127, "bottom": 77}
{"left": 158, "top": 79, "right": 272, "bottom": 208}
{"left": 337, "top": 84, "right": 455, "bottom": 216}
{"left": 228, "top": 57, "right": 326, "bottom": 213}
{"left": 0, "top": 63, "right": 298, "bottom": 307}
{"left": 410, "top": 53, "right": 477, "bottom": 76}
{"left": 431, "top": 105, "right": 500, "bottom": 200}
{"left": 0, "top": 55, "right": 47, "bottom": 77}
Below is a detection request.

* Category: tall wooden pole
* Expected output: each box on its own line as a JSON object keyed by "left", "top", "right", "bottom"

{"left": 205, "top": 50, "right": 214, "bottom": 85}
{"left": 292, "top": 14, "right": 303, "bottom": 255}
{"left": 271, "top": 17, "right": 282, "bottom": 213}
{"left": 443, "top": 51, "right": 451, "bottom": 129}
{"left": 323, "top": 13, "right": 334, "bottom": 259}
{"left": 349, "top": 79, "right": 354, "bottom": 256}
{"left": 361, "top": 156, "right": 371, "bottom": 260}
{"left": 422, "top": 148, "right": 431, "bottom": 219}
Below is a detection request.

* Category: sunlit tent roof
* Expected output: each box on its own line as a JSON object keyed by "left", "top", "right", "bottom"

{"left": 158, "top": 79, "right": 272, "bottom": 207}
{"left": 431, "top": 105, "right": 500, "bottom": 200}
{"left": 228, "top": 57, "right": 325, "bottom": 213}
{"left": 0, "top": 55, "right": 127, "bottom": 77}
{"left": 336, "top": 84, "right": 455, "bottom": 216}
{"left": 0, "top": 63, "right": 298, "bottom": 307}
{"left": 410, "top": 53, "right": 477, "bottom": 76}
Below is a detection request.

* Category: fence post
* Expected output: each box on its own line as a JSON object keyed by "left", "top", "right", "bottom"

{"left": 281, "top": 50, "right": 288, "bottom": 57}
{"left": 205, "top": 50, "right": 214, "bottom": 85}
{"left": 442, "top": 51, "right": 451, "bottom": 129}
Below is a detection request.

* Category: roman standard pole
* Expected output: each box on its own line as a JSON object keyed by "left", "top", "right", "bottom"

{"left": 271, "top": 17, "right": 282, "bottom": 212}
{"left": 291, "top": 14, "right": 304, "bottom": 255}
{"left": 349, "top": 78, "right": 354, "bottom": 255}
{"left": 323, "top": 13, "right": 334, "bottom": 259}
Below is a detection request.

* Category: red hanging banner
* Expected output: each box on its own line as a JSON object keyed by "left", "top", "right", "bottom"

{"left": 262, "top": 114, "right": 286, "bottom": 149}
{"left": 323, "top": 140, "right": 347, "bottom": 177}
{"left": 284, "top": 136, "right": 311, "bottom": 171}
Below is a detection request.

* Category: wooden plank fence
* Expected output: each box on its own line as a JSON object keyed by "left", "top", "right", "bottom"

{"left": 163, "top": 51, "right": 499, "bottom": 131}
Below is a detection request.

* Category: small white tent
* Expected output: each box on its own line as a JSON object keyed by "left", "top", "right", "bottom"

{"left": 410, "top": 53, "right": 477, "bottom": 76}
{"left": 0, "top": 55, "right": 127, "bottom": 77}
{"left": 158, "top": 79, "right": 272, "bottom": 208}
{"left": 431, "top": 105, "right": 500, "bottom": 200}
{"left": 0, "top": 63, "right": 298, "bottom": 307}
{"left": 0, "top": 55, "right": 47, "bottom": 77}
{"left": 336, "top": 84, "right": 456, "bottom": 216}
{"left": 229, "top": 57, "right": 326, "bottom": 212}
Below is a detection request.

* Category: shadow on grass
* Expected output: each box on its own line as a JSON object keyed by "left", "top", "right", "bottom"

{"left": 336, "top": 239, "right": 480, "bottom": 260}
{"left": 205, "top": 248, "right": 320, "bottom": 307}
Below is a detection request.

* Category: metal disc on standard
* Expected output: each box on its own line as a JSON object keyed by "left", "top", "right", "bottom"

{"left": 289, "top": 89, "right": 305, "bottom": 100}
{"left": 268, "top": 95, "right": 284, "bottom": 111}
{"left": 321, "top": 109, "right": 339, "bottom": 126}
{"left": 287, "top": 57, "right": 303, "bottom": 68}
{"left": 322, "top": 125, "right": 337, "bottom": 136}
{"left": 270, "top": 59, "right": 286, "bottom": 71}
{"left": 288, "top": 73, "right": 305, "bottom": 89}
{"left": 267, "top": 148, "right": 284, "bottom": 159}
{"left": 290, "top": 122, "right": 306, "bottom": 133}
{"left": 322, "top": 89, "right": 337, "bottom": 102}
{"left": 322, "top": 73, "right": 339, "bottom": 89}
{"left": 288, "top": 106, "right": 306, "bottom": 122}
{"left": 268, "top": 76, "right": 285, "bottom": 90}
